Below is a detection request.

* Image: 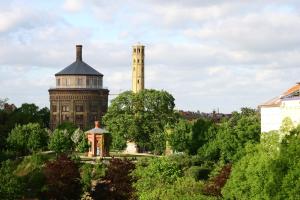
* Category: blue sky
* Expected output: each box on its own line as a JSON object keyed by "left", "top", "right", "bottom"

{"left": 1, "top": 0, "right": 300, "bottom": 113}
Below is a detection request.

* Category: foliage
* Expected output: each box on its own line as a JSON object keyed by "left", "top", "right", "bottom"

{"left": 72, "top": 128, "right": 90, "bottom": 153}
{"left": 141, "top": 177, "right": 213, "bottom": 200}
{"left": 132, "top": 157, "right": 183, "bottom": 199}
{"left": 43, "top": 154, "right": 81, "bottom": 199}
{"left": 15, "top": 154, "right": 48, "bottom": 199}
{"left": 0, "top": 160, "right": 24, "bottom": 200}
{"left": 92, "top": 158, "right": 135, "bottom": 200}
{"left": 7, "top": 123, "right": 48, "bottom": 155}
{"left": 185, "top": 165, "right": 211, "bottom": 181}
{"left": 0, "top": 103, "right": 49, "bottom": 150}
{"left": 203, "top": 164, "right": 231, "bottom": 197}
{"left": 222, "top": 132, "right": 281, "bottom": 199}
{"left": 103, "top": 89, "right": 177, "bottom": 154}
{"left": 279, "top": 117, "right": 294, "bottom": 138}
{"left": 197, "top": 108, "right": 261, "bottom": 163}
{"left": 0, "top": 98, "right": 8, "bottom": 110}
{"left": 48, "top": 129, "right": 73, "bottom": 154}
{"left": 80, "top": 162, "right": 106, "bottom": 192}
{"left": 77, "top": 137, "right": 90, "bottom": 153}
{"left": 167, "top": 119, "right": 192, "bottom": 152}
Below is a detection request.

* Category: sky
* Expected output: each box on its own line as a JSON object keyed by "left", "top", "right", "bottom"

{"left": 0, "top": 0, "right": 300, "bottom": 113}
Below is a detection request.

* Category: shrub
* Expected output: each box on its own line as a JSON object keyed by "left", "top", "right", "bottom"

{"left": 43, "top": 154, "right": 81, "bottom": 199}
{"left": 0, "top": 160, "right": 24, "bottom": 200}
{"left": 203, "top": 164, "right": 232, "bottom": 197}
{"left": 92, "top": 158, "right": 135, "bottom": 200}
{"left": 48, "top": 129, "right": 73, "bottom": 153}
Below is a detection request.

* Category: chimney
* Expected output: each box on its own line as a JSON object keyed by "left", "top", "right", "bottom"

{"left": 95, "top": 121, "right": 100, "bottom": 128}
{"left": 76, "top": 45, "right": 82, "bottom": 61}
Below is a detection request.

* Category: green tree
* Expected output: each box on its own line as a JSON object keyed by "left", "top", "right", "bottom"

{"left": 132, "top": 157, "right": 183, "bottom": 199}
{"left": 103, "top": 89, "right": 177, "bottom": 154}
{"left": 0, "top": 160, "right": 24, "bottom": 200}
{"left": 222, "top": 126, "right": 300, "bottom": 200}
{"left": 197, "top": 108, "right": 260, "bottom": 163}
{"left": 167, "top": 119, "right": 192, "bottom": 153}
{"left": 0, "top": 103, "right": 50, "bottom": 150}
{"left": 7, "top": 123, "right": 48, "bottom": 155}
{"left": 48, "top": 129, "right": 73, "bottom": 154}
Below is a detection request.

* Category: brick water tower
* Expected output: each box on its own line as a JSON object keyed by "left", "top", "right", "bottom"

{"left": 49, "top": 45, "right": 109, "bottom": 130}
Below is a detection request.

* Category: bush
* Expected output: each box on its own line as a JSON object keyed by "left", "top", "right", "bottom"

{"left": 43, "top": 154, "right": 81, "bottom": 199}
{"left": 185, "top": 166, "right": 211, "bottom": 181}
{"left": 7, "top": 123, "right": 48, "bottom": 155}
{"left": 0, "top": 160, "right": 24, "bottom": 200}
{"left": 48, "top": 129, "right": 73, "bottom": 153}
{"left": 92, "top": 158, "right": 135, "bottom": 200}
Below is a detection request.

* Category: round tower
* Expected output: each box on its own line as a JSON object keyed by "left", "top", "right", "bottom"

{"left": 49, "top": 45, "right": 109, "bottom": 130}
{"left": 132, "top": 44, "right": 145, "bottom": 93}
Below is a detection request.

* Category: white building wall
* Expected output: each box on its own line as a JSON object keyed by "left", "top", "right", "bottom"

{"left": 261, "top": 106, "right": 281, "bottom": 133}
{"left": 281, "top": 99, "right": 300, "bottom": 126}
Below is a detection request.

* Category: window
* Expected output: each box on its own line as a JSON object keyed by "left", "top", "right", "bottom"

{"left": 62, "top": 115, "right": 69, "bottom": 121}
{"left": 67, "top": 78, "right": 71, "bottom": 86}
{"left": 134, "top": 48, "right": 136, "bottom": 53}
{"left": 52, "top": 105, "right": 57, "bottom": 112}
{"left": 56, "top": 79, "right": 60, "bottom": 86}
{"left": 77, "top": 78, "right": 82, "bottom": 86}
{"left": 62, "top": 105, "right": 69, "bottom": 112}
{"left": 142, "top": 49, "right": 144, "bottom": 54}
{"left": 133, "top": 67, "right": 135, "bottom": 71}
{"left": 52, "top": 115, "right": 57, "bottom": 122}
{"left": 138, "top": 48, "right": 140, "bottom": 53}
{"left": 76, "top": 105, "right": 84, "bottom": 112}
{"left": 93, "top": 78, "right": 97, "bottom": 87}
{"left": 86, "top": 78, "right": 90, "bottom": 86}
{"left": 137, "top": 80, "right": 140, "bottom": 84}
{"left": 137, "top": 59, "right": 139, "bottom": 63}
{"left": 133, "top": 59, "right": 136, "bottom": 63}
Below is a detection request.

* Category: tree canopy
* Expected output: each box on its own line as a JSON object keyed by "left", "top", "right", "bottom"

{"left": 103, "top": 89, "right": 177, "bottom": 154}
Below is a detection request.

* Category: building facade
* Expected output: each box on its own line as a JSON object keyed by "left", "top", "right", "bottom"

{"left": 49, "top": 45, "right": 109, "bottom": 130}
{"left": 260, "top": 83, "right": 300, "bottom": 132}
{"left": 132, "top": 44, "right": 145, "bottom": 93}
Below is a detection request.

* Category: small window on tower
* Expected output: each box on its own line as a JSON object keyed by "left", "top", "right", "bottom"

{"left": 138, "top": 80, "right": 140, "bottom": 84}
{"left": 138, "top": 48, "right": 140, "bottom": 53}
{"left": 133, "top": 59, "right": 135, "bottom": 63}
{"left": 57, "top": 79, "right": 60, "bottom": 86}
{"left": 134, "top": 48, "right": 136, "bottom": 53}
{"left": 137, "top": 59, "right": 139, "bottom": 63}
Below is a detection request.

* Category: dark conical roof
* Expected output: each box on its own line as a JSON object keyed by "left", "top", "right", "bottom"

{"left": 55, "top": 60, "right": 103, "bottom": 76}
{"left": 55, "top": 45, "right": 103, "bottom": 76}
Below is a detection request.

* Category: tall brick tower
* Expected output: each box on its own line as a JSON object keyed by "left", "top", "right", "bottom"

{"left": 49, "top": 45, "right": 109, "bottom": 130}
{"left": 132, "top": 44, "right": 145, "bottom": 93}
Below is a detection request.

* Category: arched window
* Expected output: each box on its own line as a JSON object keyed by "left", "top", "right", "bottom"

{"left": 134, "top": 48, "right": 136, "bottom": 53}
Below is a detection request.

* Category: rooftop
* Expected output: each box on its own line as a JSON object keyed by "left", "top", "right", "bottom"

{"left": 55, "top": 45, "right": 103, "bottom": 76}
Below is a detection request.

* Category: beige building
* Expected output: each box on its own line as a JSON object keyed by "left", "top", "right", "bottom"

{"left": 49, "top": 45, "right": 109, "bottom": 130}
{"left": 132, "top": 44, "right": 145, "bottom": 93}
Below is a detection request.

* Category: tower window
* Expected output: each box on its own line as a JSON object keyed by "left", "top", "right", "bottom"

{"left": 142, "top": 49, "right": 144, "bottom": 54}
{"left": 133, "top": 67, "right": 135, "bottom": 71}
{"left": 138, "top": 80, "right": 139, "bottom": 84}
{"left": 57, "top": 79, "right": 60, "bottom": 86}
{"left": 133, "top": 59, "right": 135, "bottom": 63}
{"left": 52, "top": 105, "right": 57, "bottom": 112}
{"left": 138, "top": 48, "right": 140, "bottom": 53}
{"left": 137, "top": 59, "right": 139, "bottom": 63}
{"left": 76, "top": 105, "right": 84, "bottom": 112}
{"left": 134, "top": 48, "right": 136, "bottom": 53}
{"left": 77, "top": 78, "right": 82, "bottom": 86}
{"left": 62, "top": 105, "right": 69, "bottom": 112}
